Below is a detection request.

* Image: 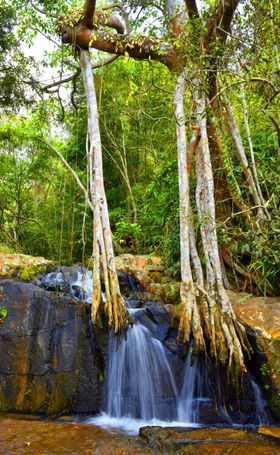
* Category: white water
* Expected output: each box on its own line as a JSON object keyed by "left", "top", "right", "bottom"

{"left": 88, "top": 309, "right": 201, "bottom": 435}
{"left": 70, "top": 270, "right": 106, "bottom": 304}
{"left": 88, "top": 413, "right": 199, "bottom": 436}
{"left": 250, "top": 377, "right": 270, "bottom": 425}
{"left": 106, "top": 321, "right": 178, "bottom": 420}
{"left": 178, "top": 346, "right": 208, "bottom": 423}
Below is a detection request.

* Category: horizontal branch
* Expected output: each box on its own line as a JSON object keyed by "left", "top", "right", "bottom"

{"left": 92, "top": 54, "right": 118, "bottom": 69}
{"left": 42, "top": 69, "right": 81, "bottom": 90}
{"left": 62, "top": 26, "right": 178, "bottom": 71}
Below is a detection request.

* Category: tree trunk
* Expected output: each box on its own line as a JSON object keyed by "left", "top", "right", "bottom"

{"left": 173, "top": 71, "right": 251, "bottom": 373}
{"left": 79, "top": 49, "right": 130, "bottom": 333}
{"left": 173, "top": 70, "right": 205, "bottom": 350}
{"left": 223, "top": 95, "right": 266, "bottom": 222}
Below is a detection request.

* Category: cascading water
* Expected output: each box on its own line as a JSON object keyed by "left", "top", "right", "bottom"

{"left": 37, "top": 267, "right": 272, "bottom": 433}
{"left": 250, "top": 376, "right": 271, "bottom": 425}
{"left": 106, "top": 309, "right": 178, "bottom": 421}
{"left": 178, "top": 345, "right": 212, "bottom": 424}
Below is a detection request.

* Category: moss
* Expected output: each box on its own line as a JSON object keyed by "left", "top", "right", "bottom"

{"left": 0, "top": 307, "right": 8, "bottom": 323}
{"left": 269, "top": 392, "right": 280, "bottom": 420}
{"left": 0, "top": 244, "right": 15, "bottom": 254}
{"left": 19, "top": 265, "right": 47, "bottom": 281}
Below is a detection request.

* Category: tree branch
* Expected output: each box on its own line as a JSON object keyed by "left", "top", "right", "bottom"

{"left": 184, "top": 0, "right": 199, "bottom": 19}
{"left": 42, "top": 69, "right": 81, "bottom": 91}
{"left": 38, "top": 139, "right": 94, "bottom": 211}
{"left": 92, "top": 55, "right": 118, "bottom": 69}
{"left": 62, "top": 27, "right": 178, "bottom": 71}
{"left": 206, "top": 0, "right": 239, "bottom": 45}
{"left": 83, "top": 0, "right": 96, "bottom": 29}
{"left": 30, "top": 1, "right": 58, "bottom": 19}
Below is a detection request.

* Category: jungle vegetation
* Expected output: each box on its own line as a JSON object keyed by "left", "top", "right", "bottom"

{"left": 0, "top": 0, "right": 279, "bottom": 373}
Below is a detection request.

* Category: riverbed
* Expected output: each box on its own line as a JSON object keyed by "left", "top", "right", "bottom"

{"left": 0, "top": 416, "right": 279, "bottom": 454}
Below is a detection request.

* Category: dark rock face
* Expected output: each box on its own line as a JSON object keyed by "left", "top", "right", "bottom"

{"left": 0, "top": 280, "right": 103, "bottom": 415}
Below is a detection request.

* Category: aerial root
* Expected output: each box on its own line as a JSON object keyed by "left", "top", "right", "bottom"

{"left": 175, "top": 283, "right": 251, "bottom": 375}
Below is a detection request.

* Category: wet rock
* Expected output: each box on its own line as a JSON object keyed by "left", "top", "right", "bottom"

{"left": 139, "top": 302, "right": 171, "bottom": 341}
{"left": 230, "top": 291, "right": 280, "bottom": 421}
{"left": 259, "top": 425, "right": 280, "bottom": 439}
{"left": 0, "top": 417, "right": 154, "bottom": 455}
{"left": 0, "top": 280, "right": 103, "bottom": 415}
{"left": 139, "top": 426, "right": 280, "bottom": 453}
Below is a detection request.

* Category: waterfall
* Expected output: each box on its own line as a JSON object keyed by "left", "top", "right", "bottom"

{"left": 70, "top": 269, "right": 106, "bottom": 304}
{"left": 106, "top": 309, "right": 178, "bottom": 421}
{"left": 177, "top": 346, "right": 207, "bottom": 423}
{"left": 37, "top": 268, "right": 272, "bottom": 432}
{"left": 177, "top": 345, "right": 232, "bottom": 425}
{"left": 250, "top": 376, "right": 271, "bottom": 425}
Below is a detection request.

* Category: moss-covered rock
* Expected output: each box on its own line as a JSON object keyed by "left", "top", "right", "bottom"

{"left": 0, "top": 254, "right": 52, "bottom": 280}
{"left": 0, "top": 245, "right": 15, "bottom": 254}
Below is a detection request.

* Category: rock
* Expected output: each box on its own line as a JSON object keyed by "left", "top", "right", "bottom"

{"left": 0, "top": 254, "right": 52, "bottom": 280}
{"left": 145, "top": 301, "right": 171, "bottom": 324}
{"left": 0, "top": 280, "right": 103, "bottom": 415}
{"left": 138, "top": 302, "right": 170, "bottom": 342}
{"left": 259, "top": 426, "right": 280, "bottom": 439}
{"left": 230, "top": 291, "right": 280, "bottom": 421}
{"left": 0, "top": 417, "right": 153, "bottom": 455}
{"left": 139, "top": 426, "right": 280, "bottom": 453}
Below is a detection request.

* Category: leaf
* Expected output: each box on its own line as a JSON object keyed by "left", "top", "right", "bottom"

{"left": 0, "top": 307, "right": 8, "bottom": 322}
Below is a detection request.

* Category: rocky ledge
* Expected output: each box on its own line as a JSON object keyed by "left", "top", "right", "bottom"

{"left": 0, "top": 418, "right": 279, "bottom": 454}
{"left": 0, "top": 280, "right": 103, "bottom": 415}
{"left": 0, "top": 253, "right": 279, "bottom": 421}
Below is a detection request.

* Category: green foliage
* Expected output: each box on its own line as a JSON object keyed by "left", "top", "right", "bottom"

{"left": 247, "top": 216, "right": 280, "bottom": 294}
{"left": 114, "top": 221, "right": 142, "bottom": 249}
{"left": 0, "top": 244, "right": 15, "bottom": 254}
{"left": 260, "top": 362, "right": 269, "bottom": 377}
{"left": 0, "top": 307, "right": 8, "bottom": 322}
{"left": 19, "top": 265, "right": 47, "bottom": 280}
{"left": 269, "top": 392, "right": 280, "bottom": 420}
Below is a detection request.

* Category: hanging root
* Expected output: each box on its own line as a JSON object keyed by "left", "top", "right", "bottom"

{"left": 175, "top": 283, "right": 251, "bottom": 379}
{"left": 91, "top": 238, "right": 131, "bottom": 333}
{"left": 104, "top": 265, "right": 132, "bottom": 334}
{"left": 174, "top": 280, "right": 206, "bottom": 352}
{"left": 110, "top": 290, "right": 132, "bottom": 334}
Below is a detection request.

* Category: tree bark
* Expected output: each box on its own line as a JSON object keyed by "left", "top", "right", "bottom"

{"left": 79, "top": 49, "right": 130, "bottom": 333}
{"left": 223, "top": 95, "right": 265, "bottom": 221}
{"left": 173, "top": 70, "right": 250, "bottom": 371}
{"left": 173, "top": 70, "right": 205, "bottom": 349}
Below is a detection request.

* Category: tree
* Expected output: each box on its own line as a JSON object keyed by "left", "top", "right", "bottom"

{"left": 4, "top": 0, "right": 279, "bottom": 373}
{"left": 59, "top": 0, "right": 252, "bottom": 371}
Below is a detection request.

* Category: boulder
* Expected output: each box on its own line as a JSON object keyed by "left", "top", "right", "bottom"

{"left": 0, "top": 254, "right": 52, "bottom": 280}
{"left": 139, "top": 426, "right": 279, "bottom": 453}
{"left": 0, "top": 280, "right": 103, "bottom": 415}
{"left": 230, "top": 291, "right": 280, "bottom": 421}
